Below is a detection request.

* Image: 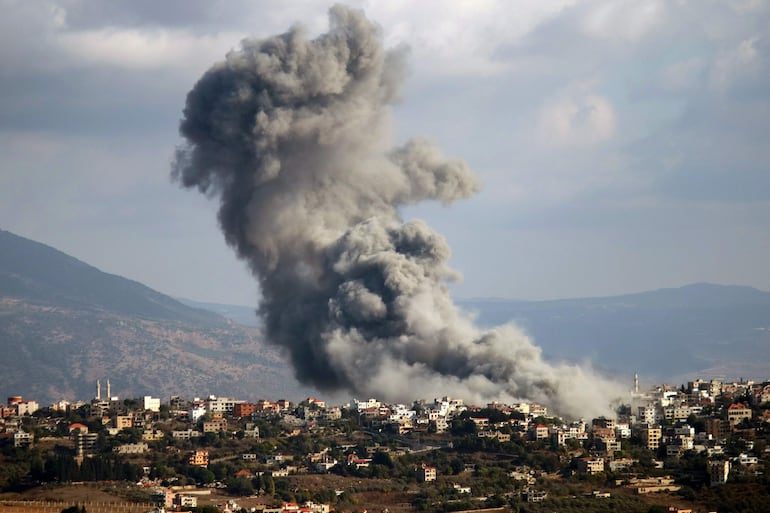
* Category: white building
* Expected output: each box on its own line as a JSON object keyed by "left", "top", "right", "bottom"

{"left": 172, "top": 429, "right": 202, "bottom": 439}
{"left": 17, "top": 400, "right": 39, "bottom": 416}
{"left": 174, "top": 495, "right": 197, "bottom": 508}
{"left": 614, "top": 422, "right": 631, "bottom": 438}
{"left": 354, "top": 398, "right": 381, "bottom": 410}
{"left": 637, "top": 405, "right": 657, "bottom": 425}
{"left": 115, "top": 442, "right": 149, "bottom": 454}
{"left": 189, "top": 405, "right": 207, "bottom": 423}
{"left": 143, "top": 396, "right": 161, "bottom": 412}
{"left": 13, "top": 431, "right": 33, "bottom": 447}
{"left": 206, "top": 396, "right": 243, "bottom": 415}
{"left": 734, "top": 453, "right": 758, "bottom": 466}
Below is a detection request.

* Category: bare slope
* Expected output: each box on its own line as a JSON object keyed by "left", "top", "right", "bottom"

{"left": 0, "top": 229, "right": 308, "bottom": 403}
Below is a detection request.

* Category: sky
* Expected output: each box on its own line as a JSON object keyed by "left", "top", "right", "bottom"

{"left": 1, "top": 0, "right": 769, "bottom": 307}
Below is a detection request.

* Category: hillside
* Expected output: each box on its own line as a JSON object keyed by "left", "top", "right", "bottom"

{"left": 177, "top": 298, "right": 260, "bottom": 327}
{"left": 458, "top": 284, "right": 770, "bottom": 382}
{"left": 3, "top": 228, "right": 768, "bottom": 404}
{"left": 0, "top": 229, "right": 310, "bottom": 404}
{"left": 186, "top": 284, "right": 770, "bottom": 385}
{"left": 0, "top": 229, "right": 223, "bottom": 326}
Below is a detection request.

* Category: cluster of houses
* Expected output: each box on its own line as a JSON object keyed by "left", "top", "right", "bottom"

{"left": 150, "top": 486, "right": 331, "bottom": 513}
{"left": 2, "top": 375, "right": 769, "bottom": 493}
{"left": 552, "top": 377, "right": 768, "bottom": 487}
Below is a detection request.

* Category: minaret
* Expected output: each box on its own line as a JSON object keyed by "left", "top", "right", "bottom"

{"left": 106, "top": 378, "right": 111, "bottom": 399}
{"left": 634, "top": 372, "right": 639, "bottom": 394}
{"left": 96, "top": 379, "right": 101, "bottom": 401}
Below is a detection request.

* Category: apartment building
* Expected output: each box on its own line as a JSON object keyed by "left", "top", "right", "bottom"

{"left": 638, "top": 426, "right": 662, "bottom": 451}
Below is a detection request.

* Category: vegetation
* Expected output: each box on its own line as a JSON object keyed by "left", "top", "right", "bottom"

{"left": 2, "top": 383, "right": 770, "bottom": 513}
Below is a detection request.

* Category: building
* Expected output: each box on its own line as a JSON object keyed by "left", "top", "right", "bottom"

{"left": 416, "top": 464, "right": 437, "bottom": 482}
{"left": 13, "top": 430, "right": 33, "bottom": 447}
{"left": 347, "top": 454, "right": 372, "bottom": 469}
{"left": 637, "top": 405, "right": 657, "bottom": 425}
{"left": 73, "top": 432, "right": 99, "bottom": 456}
{"left": 592, "top": 417, "right": 616, "bottom": 430}
{"left": 733, "top": 453, "right": 759, "bottom": 466}
{"left": 432, "top": 417, "right": 449, "bottom": 433}
{"left": 172, "top": 429, "right": 202, "bottom": 439}
{"left": 233, "top": 402, "right": 256, "bottom": 418}
{"left": 705, "top": 418, "right": 729, "bottom": 440}
{"left": 189, "top": 449, "right": 209, "bottom": 467}
{"left": 523, "top": 490, "right": 547, "bottom": 503}
{"left": 638, "top": 426, "right": 662, "bottom": 451}
{"left": 256, "top": 400, "right": 281, "bottom": 413}
{"left": 115, "top": 442, "right": 149, "bottom": 454}
{"left": 752, "top": 384, "right": 770, "bottom": 405}
{"left": 142, "top": 429, "right": 165, "bottom": 441}
{"left": 143, "top": 396, "right": 161, "bottom": 413}
{"left": 242, "top": 423, "right": 260, "bottom": 438}
{"left": 595, "top": 438, "right": 622, "bottom": 455}
{"left": 727, "top": 403, "right": 752, "bottom": 426}
{"left": 615, "top": 422, "right": 631, "bottom": 438}
{"left": 469, "top": 417, "right": 490, "bottom": 429}
{"left": 307, "top": 397, "right": 326, "bottom": 408}
{"left": 16, "top": 400, "right": 39, "bottom": 416}
{"left": 577, "top": 457, "right": 605, "bottom": 475}
{"left": 709, "top": 460, "right": 730, "bottom": 486}
{"left": 531, "top": 424, "right": 549, "bottom": 440}
{"left": 608, "top": 458, "right": 636, "bottom": 472}
{"left": 114, "top": 415, "right": 134, "bottom": 430}
{"left": 169, "top": 396, "right": 187, "bottom": 410}
{"left": 68, "top": 423, "right": 89, "bottom": 434}
{"left": 206, "top": 396, "right": 243, "bottom": 415}
{"left": 132, "top": 412, "right": 147, "bottom": 430}
{"left": 202, "top": 418, "right": 228, "bottom": 433}
{"left": 355, "top": 398, "right": 381, "bottom": 411}
{"left": 151, "top": 488, "right": 175, "bottom": 508}
{"left": 174, "top": 494, "right": 197, "bottom": 508}
{"left": 452, "top": 483, "right": 471, "bottom": 494}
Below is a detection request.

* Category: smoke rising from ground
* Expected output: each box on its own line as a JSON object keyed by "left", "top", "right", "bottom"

{"left": 173, "top": 5, "right": 621, "bottom": 419}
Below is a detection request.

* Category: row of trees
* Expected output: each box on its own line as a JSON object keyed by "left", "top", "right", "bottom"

{"left": 0, "top": 445, "right": 144, "bottom": 491}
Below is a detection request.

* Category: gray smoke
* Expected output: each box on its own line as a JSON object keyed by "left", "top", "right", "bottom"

{"left": 173, "top": 5, "right": 621, "bottom": 419}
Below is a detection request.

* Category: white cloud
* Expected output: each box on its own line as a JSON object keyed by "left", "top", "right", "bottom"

{"left": 579, "top": 0, "right": 663, "bottom": 42}
{"left": 363, "top": 0, "right": 577, "bottom": 78}
{"left": 57, "top": 27, "right": 242, "bottom": 70}
{"left": 537, "top": 86, "right": 616, "bottom": 147}
{"left": 709, "top": 35, "right": 768, "bottom": 92}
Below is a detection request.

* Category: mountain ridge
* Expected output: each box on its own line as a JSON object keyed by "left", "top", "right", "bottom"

{"left": 0, "top": 228, "right": 224, "bottom": 326}
{"left": 182, "top": 285, "right": 770, "bottom": 384}
{"left": 2, "top": 227, "right": 768, "bottom": 405}
{"left": 0, "top": 228, "right": 311, "bottom": 404}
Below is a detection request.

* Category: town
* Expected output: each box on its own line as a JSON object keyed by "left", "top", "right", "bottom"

{"left": 2, "top": 375, "right": 770, "bottom": 513}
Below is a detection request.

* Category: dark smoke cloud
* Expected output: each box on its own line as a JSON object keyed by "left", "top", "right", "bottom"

{"left": 173, "top": 4, "right": 621, "bottom": 419}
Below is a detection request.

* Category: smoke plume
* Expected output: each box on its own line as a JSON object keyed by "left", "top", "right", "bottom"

{"left": 173, "top": 5, "right": 621, "bottom": 419}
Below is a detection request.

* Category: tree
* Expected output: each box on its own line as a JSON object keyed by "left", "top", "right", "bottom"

{"left": 372, "top": 451, "right": 394, "bottom": 468}
{"left": 60, "top": 506, "right": 86, "bottom": 513}
{"left": 226, "top": 476, "right": 254, "bottom": 496}
{"left": 123, "top": 398, "right": 140, "bottom": 411}
{"left": 264, "top": 474, "right": 275, "bottom": 497}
